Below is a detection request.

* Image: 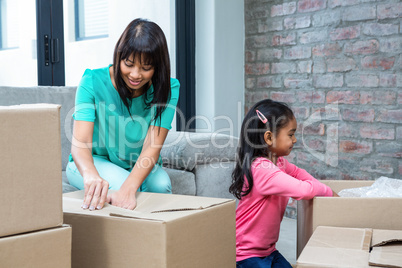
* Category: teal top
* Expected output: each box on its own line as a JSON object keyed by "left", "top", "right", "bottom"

{"left": 69, "top": 65, "right": 180, "bottom": 169}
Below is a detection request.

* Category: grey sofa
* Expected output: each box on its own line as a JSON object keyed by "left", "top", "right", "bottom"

{"left": 0, "top": 86, "right": 238, "bottom": 199}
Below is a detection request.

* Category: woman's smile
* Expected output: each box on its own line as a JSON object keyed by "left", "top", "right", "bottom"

{"left": 128, "top": 79, "right": 142, "bottom": 86}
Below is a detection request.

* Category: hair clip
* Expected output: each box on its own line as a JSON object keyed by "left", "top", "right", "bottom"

{"left": 256, "top": 109, "right": 268, "bottom": 124}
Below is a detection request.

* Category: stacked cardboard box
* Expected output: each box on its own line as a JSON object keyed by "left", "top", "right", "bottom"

{"left": 63, "top": 190, "right": 236, "bottom": 268}
{"left": 0, "top": 104, "right": 72, "bottom": 267}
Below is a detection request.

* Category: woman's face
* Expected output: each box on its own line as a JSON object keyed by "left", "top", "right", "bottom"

{"left": 120, "top": 54, "right": 154, "bottom": 94}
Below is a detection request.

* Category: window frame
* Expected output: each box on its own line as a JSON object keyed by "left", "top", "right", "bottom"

{"left": 36, "top": 0, "right": 65, "bottom": 86}
{"left": 175, "top": 0, "right": 196, "bottom": 131}
{"left": 0, "top": 0, "right": 19, "bottom": 50}
{"left": 74, "top": 0, "right": 109, "bottom": 41}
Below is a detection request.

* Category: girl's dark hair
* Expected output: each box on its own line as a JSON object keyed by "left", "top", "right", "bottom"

{"left": 229, "top": 99, "right": 295, "bottom": 199}
{"left": 113, "top": 18, "right": 171, "bottom": 124}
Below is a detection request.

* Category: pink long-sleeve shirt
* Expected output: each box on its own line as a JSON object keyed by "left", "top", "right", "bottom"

{"left": 235, "top": 157, "right": 333, "bottom": 262}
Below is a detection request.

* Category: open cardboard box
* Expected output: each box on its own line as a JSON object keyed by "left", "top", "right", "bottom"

{"left": 296, "top": 226, "right": 402, "bottom": 268}
{"left": 297, "top": 180, "right": 402, "bottom": 257}
{"left": 63, "top": 190, "right": 236, "bottom": 268}
{"left": 0, "top": 104, "right": 63, "bottom": 237}
{"left": 0, "top": 225, "right": 72, "bottom": 268}
{"left": 369, "top": 229, "right": 402, "bottom": 267}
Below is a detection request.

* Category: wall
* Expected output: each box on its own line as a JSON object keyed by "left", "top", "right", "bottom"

{"left": 196, "top": 0, "right": 245, "bottom": 136}
{"left": 245, "top": 0, "right": 401, "bottom": 180}
{"left": 0, "top": 0, "right": 37, "bottom": 86}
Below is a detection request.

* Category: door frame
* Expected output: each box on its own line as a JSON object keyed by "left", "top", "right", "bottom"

{"left": 36, "top": 0, "right": 65, "bottom": 86}
{"left": 175, "top": 0, "right": 196, "bottom": 131}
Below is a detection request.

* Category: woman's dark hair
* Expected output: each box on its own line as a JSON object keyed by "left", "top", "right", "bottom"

{"left": 113, "top": 18, "right": 171, "bottom": 124}
{"left": 229, "top": 99, "right": 295, "bottom": 199}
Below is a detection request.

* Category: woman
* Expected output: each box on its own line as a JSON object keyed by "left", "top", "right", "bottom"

{"left": 66, "top": 18, "right": 180, "bottom": 211}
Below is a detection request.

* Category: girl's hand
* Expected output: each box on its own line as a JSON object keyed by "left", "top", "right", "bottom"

{"left": 82, "top": 173, "right": 109, "bottom": 210}
{"left": 332, "top": 190, "right": 339, "bottom": 197}
{"left": 106, "top": 187, "right": 137, "bottom": 210}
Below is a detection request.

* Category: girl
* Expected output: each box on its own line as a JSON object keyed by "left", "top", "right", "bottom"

{"left": 67, "top": 18, "right": 180, "bottom": 211}
{"left": 230, "top": 99, "right": 337, "bottom": 268}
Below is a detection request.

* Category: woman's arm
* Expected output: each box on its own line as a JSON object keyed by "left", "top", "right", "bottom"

{"left": 107, "top": 125, "right": 169, "bottom": 209}
{"left": 71, "top": 120, "right": 109, "bottom": 210}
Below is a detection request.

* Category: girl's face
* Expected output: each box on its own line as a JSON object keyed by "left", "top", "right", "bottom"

{"left": 120, "top": 54, "right": 154, "bottom": 94}
{"left": 270, "top": 117, "right": 297, "bottom": 157}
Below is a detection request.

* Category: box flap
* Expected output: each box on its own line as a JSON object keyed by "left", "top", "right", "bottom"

{"left": 372, "top": 229, "right": 402, "bottom": 247}
{"left": 297, "top": 226, "right": 372, "bottom": 268}
{"left": 297, "top": 247, "right": 371, "bottom": 268}
{"left": 63, "top": 190, "right": 233, "bottom": 222}
{"left": 306, "top": 226, "right": 372, "bottom": 251}
{"left": 369, "top": 245, "right": 402, "bottom": 268}
{"left": 63, "top": 197, "right": 156, "bottom": 218}
{"left": 369, "top": 229, "right": 402, "bottom": 268}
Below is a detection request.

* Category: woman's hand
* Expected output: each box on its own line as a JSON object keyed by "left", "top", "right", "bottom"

{"left": 106, "top": 187, "right": 137, "bottom": 210}
{"left": 71, "top": 120, "right": 110, "bottom": 210}
{"left": 82, "top": 173, "right": 109, "bottom": 210}
{"left": 103, "top": 126, "right": 169, "bottom": 210}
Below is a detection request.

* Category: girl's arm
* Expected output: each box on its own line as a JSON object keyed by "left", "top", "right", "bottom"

{"left": 106, "top": 126, "right": 169, "bottom": 209}
{"left": 71, "top": 120, "right": 109, "bottom": 210}
{"left": 280, "top": 157, "right": 319, "bottom": 182}
{"left": 281, "top": 158, "right": 338, "bottom": 196}
{"left": 253, "top": 158, "right": 333, "bottom": 200}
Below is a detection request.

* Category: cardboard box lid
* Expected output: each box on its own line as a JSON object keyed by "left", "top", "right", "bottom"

{"left": 296, "top": 226, "right": 372, "bottom": 268}
{"left": 63, "top": 190, "right": 234, "bottom": 222}
{"left": 369, "top": 229, "right": 402, "bottom": 268}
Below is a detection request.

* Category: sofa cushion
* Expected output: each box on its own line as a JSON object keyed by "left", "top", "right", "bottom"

{"left": 194, "top": 162, "right": 235, "bottom": 199}
{"left": 160, "top": 131, "right": 239, "bottom": 171}
{"left": 62, "top": 171, "right": 79, "bottom": 194}
{"left": 163, "top": 167, "right": 196, "bottom": 196}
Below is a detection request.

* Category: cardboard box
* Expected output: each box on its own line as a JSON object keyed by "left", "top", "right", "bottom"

{"left": 369, "top": 229, "right": 402, "bottom": 268}
{"left": 297, "top": 180, "right": 402, "bottom": 257}
{"left": 0, "top": 104, "right": 63, "bottom": 237}
{"left": 63, "top": 190, "right": 236, "bottom": 268}
{"left": 0, "top": 225, "right": 72, "bottom": 268}
{"left": 297, "top": 226, "right": 402, "bottom": 268}
{"left": 296, "top": 226, "right": 372, "bottom": 268}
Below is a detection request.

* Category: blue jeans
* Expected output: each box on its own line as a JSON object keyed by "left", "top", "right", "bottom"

{"left": 66, "top": 155, "right": 172, "bottom": 193}
{"left": 236, "top": 251, "right": 292, "bottom": 268}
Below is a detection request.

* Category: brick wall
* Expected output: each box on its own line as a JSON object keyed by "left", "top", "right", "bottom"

{"left": 245, "top": 0, "right": 401, "bottom": 181}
